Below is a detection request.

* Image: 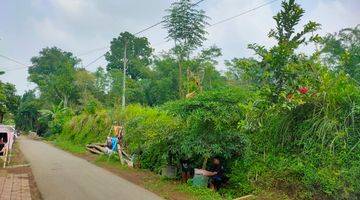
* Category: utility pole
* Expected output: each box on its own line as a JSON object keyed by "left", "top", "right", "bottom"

{"left": 122, "top": 40, "right": 127, "bottom": 111}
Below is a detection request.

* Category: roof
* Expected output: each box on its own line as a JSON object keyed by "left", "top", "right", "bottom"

{"left": 0, "top": 124, "right": 15, "bottom": 133}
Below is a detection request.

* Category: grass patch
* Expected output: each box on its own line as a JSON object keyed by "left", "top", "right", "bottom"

{"left": 53, "top": 139, "right": 86, "bottom": 154}
{"left": 176, "top": 184, "right": 224, "bottom": 200}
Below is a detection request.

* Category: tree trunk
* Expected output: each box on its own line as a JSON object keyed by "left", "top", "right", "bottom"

{"left": 0, "top": 112, "right": 4, "bottom": 124}
{"left": 63, "top": 95, "right": 68, "bottom": 108}
{"left": 178, "top": 61, "right": 183, "bottom": 98}
{"left": 202, "top": 156, "right": 209, "bottom": 169}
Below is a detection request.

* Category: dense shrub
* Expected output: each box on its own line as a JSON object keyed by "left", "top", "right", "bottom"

{"left": 58, "top": 109, "right": 111, "bottom": 145}
{"left": 163, "top": 88, "right": 249, "bottom": 167}
{"left": 228, "top": 71, "right": 360, "bottom": 199}
{"left": 123, "top": 104, "right": 183, "bottom": 172}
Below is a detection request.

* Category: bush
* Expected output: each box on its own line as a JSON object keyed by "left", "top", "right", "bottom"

{"left": 123, "top": 104, "right": 183, "bottom": 172}
{"left": 58, "top": 109, "right": 111, "bottom": 145}
{"left": 229, "top": 71, "right": 360, "bottom": 199}
{"left": 163, "top": 88, "right": 249, "bottom": 168}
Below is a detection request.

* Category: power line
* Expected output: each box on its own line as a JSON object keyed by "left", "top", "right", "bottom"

{"left": 134, "top": 21, "right": 164, "bottom": 36}
{"left": 2, "top": 65, "right": 31, "bottom": 72}
{"left": 149, "top": 0, "right": 280, "bottom": 51}
{"left": 209, "top": 0, "right": 280, "bottom": 27}
{"left": 0, "top": 54, "right": 30, "bottom": 66}
{"left": 78, "top": 46, "right": 109, "bottom": 56}
{"left": 77, "top": 0, "right": 206, "bottom": 57}
{"left": 134, "top": 0, "right": 205, "bottom": 36}
{"left": 82, "top": 54, "right": 105, "bottom": 69}
{"left": 3, "top": 0, "right": 277, "bottom": 71}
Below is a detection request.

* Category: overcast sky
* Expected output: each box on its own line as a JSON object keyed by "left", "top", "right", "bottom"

{"left": 0, "top": 0, "right": 359, "bottom": 94}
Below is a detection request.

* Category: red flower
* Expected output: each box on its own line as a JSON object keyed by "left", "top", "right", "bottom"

{"left": 298, "top": 87, "right": 309, "bottom": 94}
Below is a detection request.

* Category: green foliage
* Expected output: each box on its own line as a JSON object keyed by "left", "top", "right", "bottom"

{"left": 123, "top": 105, "right": 183, "bottom": 171}
{"left": 0, "top": 81, "right": 19, "bottom": 123}
{"left": 320, "top": 25, "right": 360, "bottom": 82}
{"left": 14, "top": 1, "right": 359, "bottom": 199}
{"left": 105, "top": 32, "right": 153, "bottom": 80}
{"left": 107, "top": 69, "right": 147, "bottom": 105}
{"left": 29, "top": 47, "right": 80, "bottom": 107}
{"left": 39, "top": 102, "right": 74, "bottom": 136}
{"left": 228, "top": 69, "right": 360, "bottom": 199}
{"left": 163, "top": 0, "right": 209, "bottom": 58}
{"left": 15, "top": 90, "right": 42, "bottom": 132}
{"left": 248, "top": 0, "right": 320, "bottom": 102}
{"left": 164, "top": 88, "right": 248, "bottom": 166}
{"left": 59, "top": 109, "right": 111, "bottom": 145}
{"left": 177, "top": 184, "right": 224, "bottom": 200}
{"left": 143, "top": 55, "right": 180, "bottom": 105}
{"left": 54, "top": 139, "right": 86, "bottom": 154}
{"left": 225, "top": 58, "right": 262, "bottom": 86}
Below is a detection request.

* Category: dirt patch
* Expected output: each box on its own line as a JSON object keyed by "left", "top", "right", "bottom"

{"left": 0, "top": 139, "right": 42, "bottom": 200}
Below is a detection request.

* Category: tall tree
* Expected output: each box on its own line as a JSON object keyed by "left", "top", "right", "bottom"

{"left": 320, "top": 25, "right": 360, "bottom": 82}
{"left": 29, "top": 47, "right": 80, "bottom": 107}
{"left": 105, "top": 32, "right": 153, "bottom": 80}
{"left": 248, "top": 0, "right": 320, "bottom": 102}
{"left": 163, "top": 0, "right": 209, "bottom": 97}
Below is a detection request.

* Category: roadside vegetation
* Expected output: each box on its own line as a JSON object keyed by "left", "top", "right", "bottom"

{"left": 1, "top": 0, "right": 359, "bottom": 199}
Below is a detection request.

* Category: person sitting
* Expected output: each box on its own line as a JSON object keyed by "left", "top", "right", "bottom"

{"left": 204, "top": 157, "right": 226, "bottom": 190}
{"left": 180, "top": 158, "right": 192, "bottom": 182}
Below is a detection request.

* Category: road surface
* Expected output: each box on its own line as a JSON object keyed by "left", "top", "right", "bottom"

{"left": 19, "top": 138, "right": 161, "bottom": 200}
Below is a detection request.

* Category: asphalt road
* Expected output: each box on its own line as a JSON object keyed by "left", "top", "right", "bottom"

{"left": 19, "top": 138, "right": 161, "bottom": 200}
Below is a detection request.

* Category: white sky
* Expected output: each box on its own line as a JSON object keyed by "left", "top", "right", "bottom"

{"left": 0, "top": 0, "right": 359, "bottom": 94}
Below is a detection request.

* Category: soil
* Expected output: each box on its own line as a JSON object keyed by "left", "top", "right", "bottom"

{"left": 0, "top": 139, "right": 42, "bottom": 200}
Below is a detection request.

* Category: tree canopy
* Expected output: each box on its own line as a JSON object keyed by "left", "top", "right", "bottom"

{"left": 29, "top": 47, "right": 80, "bottom": 107}
{"left": 320, "top": 25, "right": 360, "bottom": 82}
{"left": 105, "top": 32, "right": 153, "bottom": 80}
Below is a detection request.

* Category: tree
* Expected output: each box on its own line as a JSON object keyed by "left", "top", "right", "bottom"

{"left": 0, "top": 81, "right": 19, "bottom": 123}
{"left": 144, "top": 55, "right": 180, "bottom": 105}
{"left": 320, "top": 25, "right": 360, "bottom": 82}
{"left": 248, "top": 0, "right": 320, "bottom": 102}
{"left": 105, "top": 32, "right": 153, "bottom": 80}
{"left": 225, "top": 58, "right": 262, "bottom": 86}
{"left": 29, "top": 47, "right": 80, "bottom": 107}
{"left": 190, "top": 46, "right": 225, "bottom": 92}
{"left": 0, "top": 71, "right": 4, "bottom": 75}
{"left": 163, "top": 0, "right": 209, "bottom": 97}
{"left": 0, "top": 82, "right": 6, "bottom": 123}
{"left": 94, "top": 67, "right": 109, "bottom": 100}
{"left": 15, "top": 90, "right": 40, "bottom": 131}
{"left": 74, "top": 68, "right": 97, "bottom": 103}
{"left": 107, "top": 69, "right": 146, "bottom": 106}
